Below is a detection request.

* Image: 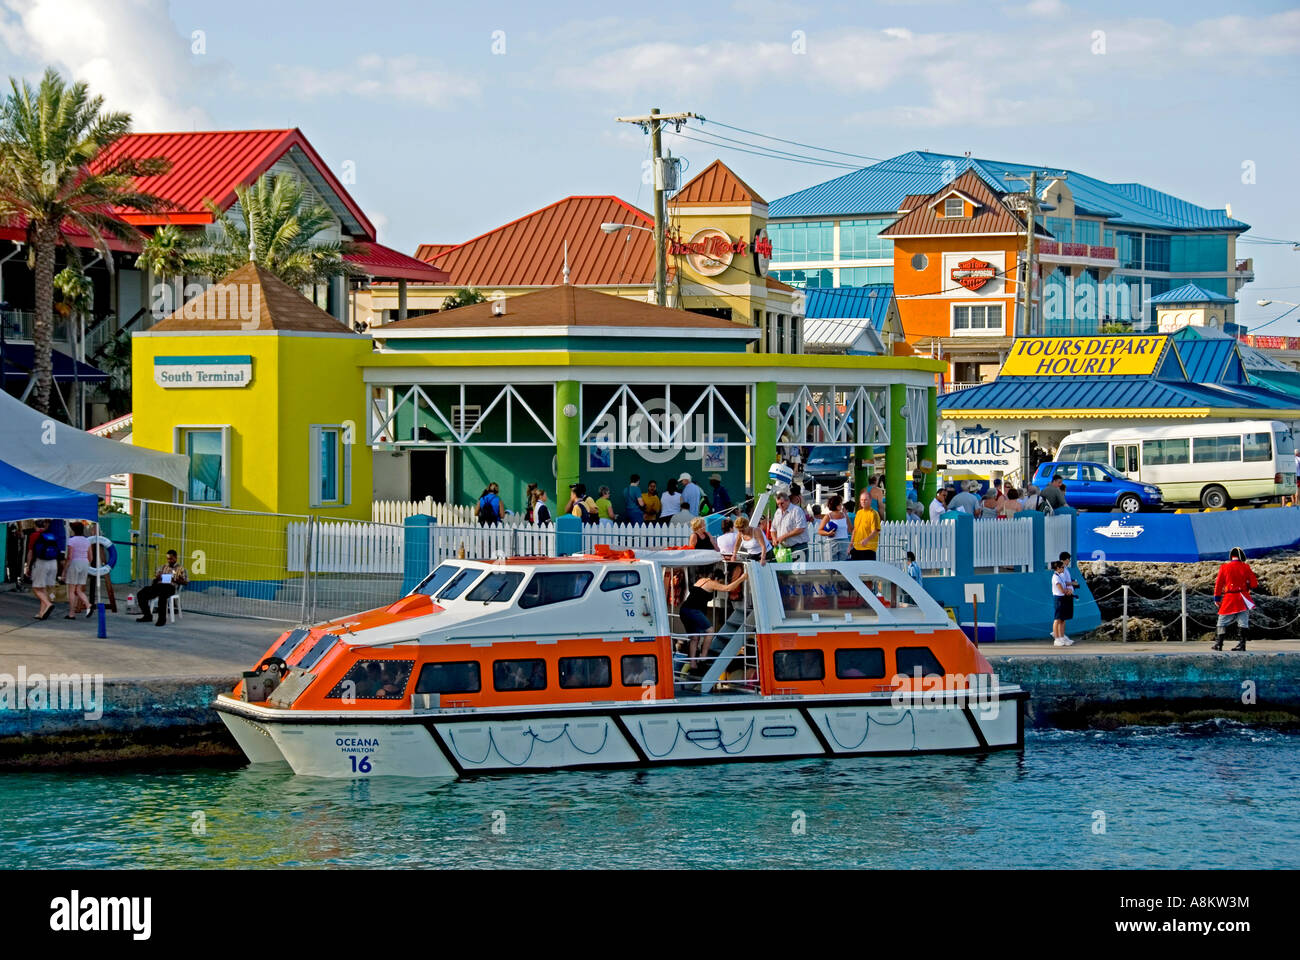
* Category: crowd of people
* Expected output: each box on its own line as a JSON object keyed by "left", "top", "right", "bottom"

{"left": 478, "top": 472, "right": 737, "bottom": 527}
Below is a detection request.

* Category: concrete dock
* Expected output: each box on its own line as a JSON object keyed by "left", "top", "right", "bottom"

{"left": 1, "top": 590, "right": 1297, "bottom": 767}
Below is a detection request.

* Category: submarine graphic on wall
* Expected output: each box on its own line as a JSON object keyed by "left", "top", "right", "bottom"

{"left": 1093, "top": 519, "right": 1146, "bottom": 539}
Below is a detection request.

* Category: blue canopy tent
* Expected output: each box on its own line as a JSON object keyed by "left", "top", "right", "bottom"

{"left": 0, "top": 458, "right": 98, "bottom": 523}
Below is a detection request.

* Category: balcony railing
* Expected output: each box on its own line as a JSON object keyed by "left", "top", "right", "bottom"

{"left": 1036, "top": 241, "right": 1117, "bottom": 262}
{"left": 941, "top": 381, "right": 986, "bottom": 394}
{"left": 1, "top": 309, "right": 70, "bottom": 344}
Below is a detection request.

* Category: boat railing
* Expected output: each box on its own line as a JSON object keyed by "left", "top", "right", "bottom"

{"left": 669, "top": 632, "right": 759, "bottom": 696}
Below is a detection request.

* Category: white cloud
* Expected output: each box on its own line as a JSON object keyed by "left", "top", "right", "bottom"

{"left": 0, "top": 0, "right": 209, "bottom": 130}
{"left": 276, "top": 55, "right": 479, "bottom": 107}
{"left": 552, "top": 10, "right": 1300, "bottom": 128}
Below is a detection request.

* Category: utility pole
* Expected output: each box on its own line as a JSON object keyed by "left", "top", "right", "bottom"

{"left": 616, "top": 108, "right": 698, "bottom": 307}
{"left": 1004, "top": 170, "right": 1065, "bottom": 336}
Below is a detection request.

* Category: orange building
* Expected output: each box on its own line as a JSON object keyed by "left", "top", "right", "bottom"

{"left": 881, "top": 169, "right": 1045, "bottom": 388}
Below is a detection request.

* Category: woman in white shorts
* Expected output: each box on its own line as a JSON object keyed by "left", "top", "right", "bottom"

{"left": 63, "top": 521, "right": 92, "bottom": 618}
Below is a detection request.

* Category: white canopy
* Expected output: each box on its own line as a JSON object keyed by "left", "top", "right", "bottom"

{"left": 0, "top": 389, "right": 189, "bottom": 492}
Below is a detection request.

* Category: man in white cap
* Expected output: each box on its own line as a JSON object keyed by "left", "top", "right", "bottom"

{"left": 679, "top": 472, "right": 703, "bottom": 516}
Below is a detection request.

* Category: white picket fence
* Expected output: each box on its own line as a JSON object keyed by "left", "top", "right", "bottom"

{"left": 429, "top": 523, "right": 558, "bottom": 564}
{"left": 878, "top": 520, "right": 956, "bottom": 575}
{"left": 1045, "top": 514, "right": 1073, "bottom": 564}
{"left": 972, "top": 517, "right": 1033, "bottom": 571}
{"left": 580, "top": 521, "right": 692, "bottom": 553}
{"left": 287, "top": 520, "right": 405, "bottom": 573}
{"left": 372, "top": 497, "right": 490, "bottom": 526}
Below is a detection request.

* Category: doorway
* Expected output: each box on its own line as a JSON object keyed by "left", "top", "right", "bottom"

{"left": 409, "top": 449, "right": 447, "bottom": 502}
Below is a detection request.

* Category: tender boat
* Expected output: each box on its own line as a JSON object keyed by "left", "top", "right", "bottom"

{"left": 215, "top": 549, "right": 1026, "bottom": 778}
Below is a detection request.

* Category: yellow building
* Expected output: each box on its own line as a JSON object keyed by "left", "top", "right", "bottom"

{"left": 132, "top": 261, "right": 372, "bottom": 518}
{"left": 363, "top": 161, "right": 804, "bottom": 351}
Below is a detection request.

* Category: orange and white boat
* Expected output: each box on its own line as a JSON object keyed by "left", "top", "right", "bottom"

{"left": 214, "top": 550, "right": 1026, "bottom": 778}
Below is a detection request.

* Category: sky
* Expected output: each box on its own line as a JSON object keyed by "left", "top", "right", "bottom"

{"left": 2, "top": 0, "right": 1298, "bottom": 330}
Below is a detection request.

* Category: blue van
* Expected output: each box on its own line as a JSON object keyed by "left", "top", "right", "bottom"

{"left": 804, "top": 445, "right": 852, "bottom": 487}
{"left": 1031, "top": 461, "right": 1163, "bottom": 513}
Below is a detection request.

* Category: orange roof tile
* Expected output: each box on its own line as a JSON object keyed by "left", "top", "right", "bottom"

{"left": 380, "top": 284, "right": 746, "bottom": 331}
{"left": 670, "top": 159, "right": 766, "bottom": 205}
{"left": 422, "top": 196, "right": 655, "bottom": 288}
{"left": 149, "top": 261, "right": 358, "bottom": 333}
{"left": 414, "top": 243, "right": 457, "bottom": 262}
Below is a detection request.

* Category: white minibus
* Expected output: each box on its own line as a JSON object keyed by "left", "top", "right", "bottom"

{"left": 1058, "top": 420, "right": 1296, "bottom": 508}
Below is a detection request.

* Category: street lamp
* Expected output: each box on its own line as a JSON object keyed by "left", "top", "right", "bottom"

{"left": 600, "top": 221, "right": 652, "bottom": 236}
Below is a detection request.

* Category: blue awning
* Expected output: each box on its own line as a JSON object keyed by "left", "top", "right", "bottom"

{"left": 0, "top": 458, "right": 98, "bottom": 523}
{"left": 1, "top": 343, "right": 109, "bottom": 383}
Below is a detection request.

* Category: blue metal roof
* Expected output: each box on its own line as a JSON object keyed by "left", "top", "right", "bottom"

{"left": 938, "top": 375, "right": 1299, "bottom": 414}
{"left": 802, "top": 284, "right": 893, "bottom": 330}
{"left": 1148, "top": 282, "right": 1237, "bottom": 305}
{"left": 769, "top": 151, "right": 1249, "bottom": 232}
{"left": 1174, "top": 338, "right": 1244, "bottom": 385}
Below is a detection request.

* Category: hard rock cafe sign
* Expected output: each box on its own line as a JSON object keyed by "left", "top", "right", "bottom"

{"left": 951, "top": 257, "right": 997, "bottom": 292}
{"left": 669, "top": 228, "right": 773, "bottom": 278}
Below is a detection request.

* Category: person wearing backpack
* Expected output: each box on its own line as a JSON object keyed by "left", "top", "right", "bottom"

{"left": 25, "top": 519, "right": 61, "bottom": 620}
{"left": 477, "top": 482, "right": 505, "bottom": 526}
{"left": 569, "top": 483, "right": 599, "bottom": 524}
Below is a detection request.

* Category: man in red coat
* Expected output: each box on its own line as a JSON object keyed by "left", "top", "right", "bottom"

{"left": 1212, "top": 547, "right": 1259, "bottom": 651}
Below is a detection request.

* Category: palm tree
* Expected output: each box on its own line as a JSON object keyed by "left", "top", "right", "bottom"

{"left": 197, "top": 173, "right": 356, "bottom": 288}
{"left": 135, "top": 223, "right": 192, "bottom": 317}
{"left": 0, "top": 68, "right": 170, "bottom": 414}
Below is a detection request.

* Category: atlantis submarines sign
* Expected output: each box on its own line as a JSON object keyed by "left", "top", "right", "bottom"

{"left": 937, "top": 422, "right": 1019, "bottom": 471}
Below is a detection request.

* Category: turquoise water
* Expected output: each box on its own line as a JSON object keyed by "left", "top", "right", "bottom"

{"left": 2, "top": 724, "right": 1298, "bottom": 869}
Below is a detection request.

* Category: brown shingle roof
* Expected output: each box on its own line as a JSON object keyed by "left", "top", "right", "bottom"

{"left": 669, "top": 159, "right": 766, "bottom": 205}
{"left": 149, "top": 261, "right": 357, "bottom": 333}
{"left": 418, "top": 196, "right": 655, "bottom": 287}
{"left": 379, "top": 284, "right": 747, "bottom": 331}
{"left": 881, "top": 169, "right": 1027, "bottom": 238}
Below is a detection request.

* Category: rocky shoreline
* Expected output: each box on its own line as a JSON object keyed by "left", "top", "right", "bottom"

{"left": 1081, "top": 553, "right": 1300, "bottom": 642}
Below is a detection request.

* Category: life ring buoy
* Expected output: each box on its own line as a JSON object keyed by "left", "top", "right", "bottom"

{"left": 86, "top": 535, "right": 118, "bottom": 577}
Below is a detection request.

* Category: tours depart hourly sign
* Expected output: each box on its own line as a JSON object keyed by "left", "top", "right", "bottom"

{"left": 1000, "top": 336, "right": 1167, "bottom": 377}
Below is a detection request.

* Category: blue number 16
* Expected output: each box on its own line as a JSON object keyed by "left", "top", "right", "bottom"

{"left": 349, "top": 755, "right": 373, "bottom": 773}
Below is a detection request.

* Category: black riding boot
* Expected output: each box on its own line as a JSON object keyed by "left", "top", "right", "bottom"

{"left": 1212, "top": 630, "right": 1225, "bottom": 651}
{"left": 1231, "top": 625, "right": 1248, "bottom": 652}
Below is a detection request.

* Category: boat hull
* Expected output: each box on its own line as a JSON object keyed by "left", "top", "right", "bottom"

{"left": 216, "top": 688, "right": 1027, "bottom": 779}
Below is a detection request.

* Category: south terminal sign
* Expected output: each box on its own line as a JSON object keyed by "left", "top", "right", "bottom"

{"left": 1000, "top": 335, "right": 1167, "bottom": 377}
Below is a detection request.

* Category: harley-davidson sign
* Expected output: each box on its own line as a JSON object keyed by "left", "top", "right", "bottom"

{"left": 951, "top": 257, "right": 997, "bottom": 292}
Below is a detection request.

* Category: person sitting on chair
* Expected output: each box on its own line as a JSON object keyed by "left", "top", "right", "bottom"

{"left": 137, "top": 549, "right": 189, "bottom": 626}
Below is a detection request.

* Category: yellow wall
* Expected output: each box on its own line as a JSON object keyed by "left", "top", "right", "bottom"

{"left": 131, "top": 332, "right": 371, "bottom": 520}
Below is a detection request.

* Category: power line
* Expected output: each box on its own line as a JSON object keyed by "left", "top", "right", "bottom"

{"left": 699, "top": 119, "right": 886, "bottom": 164}
{"left": 667, "top": 130, "right": 864, "bottom": 171}
{"left": 671, "top": 127, "right": 863, "bottom": 170}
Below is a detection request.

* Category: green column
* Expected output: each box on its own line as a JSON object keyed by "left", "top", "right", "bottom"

{"left": 922, "top": 385, "right": 939, "bottom": 505}
{"left": 853, "top": 447, "right": 873, "bottom": 500}
{"left": 753, "top": 381, "right": 778, "bottom": 499}
{"left": 556, "top": 379, "right": 580, "bottom": 497}
{"left": 886, "top": 382, "right": 907, "bottom": 521}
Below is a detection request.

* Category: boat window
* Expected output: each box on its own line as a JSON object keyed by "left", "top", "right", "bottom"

{"left": 493, "top": 658, "right": 548, "bottom": 692}
{"left": 1243, "top": 432, "right": 1272, "bottom": 463}
{"left": 414, "top": 660, "right": 481, "bottom": 695}
{"left": 436, "top": 568, "right": 483, "bottom": 601}
{"left": 518, "top": 571, "right": 593, "bottom": 609}
{"left": 600, "top": 569, "right": 641, "bottom": 591}
{"left": 775, "top": 570, "right": 872, "bottom": 620}
{"left": 466, "top": 571, "right": 525, "bottom": 603}
{"left": 414, "top": 563, "right": 463, "bottom": 597}
{"left": 773, "top": 649, "right": 825, "bottom": 682}
{"left": 896, "top": 646, "right": 946, "bottom": 679}
{"left": 271, "top": 627, "right": 309, "bottom": 661}
{"left": 297, "top": 633, "right": 339, "bottom": 669}
{"left": 835, "top": 648, "right": 887, "bottom": 679}
{"left": 558, "top": 656, "right": 612, "bottom": 689}
{"left": 326, "top": 659, "right": 415, "bottom": 699}
{"left": 621, "top": 654, "right": 658, "bottom": 686}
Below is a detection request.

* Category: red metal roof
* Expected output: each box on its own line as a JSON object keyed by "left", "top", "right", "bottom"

{"left": 421, "top": 196, "right": 655, "bottom": 288}
{"left": 345, "top": 242, "right": 449, "bottom": 283}
{"left": 670, "top": 159, "right": 766, "bottom": 206}
{"left": 89, "top": 129, "right": 376, "bottom": 240}
{"left": 0, "top": 217, "right": 142, "bottom": 252}
{"left": 414, "top": 243, "right": 457, "bottom": 261}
